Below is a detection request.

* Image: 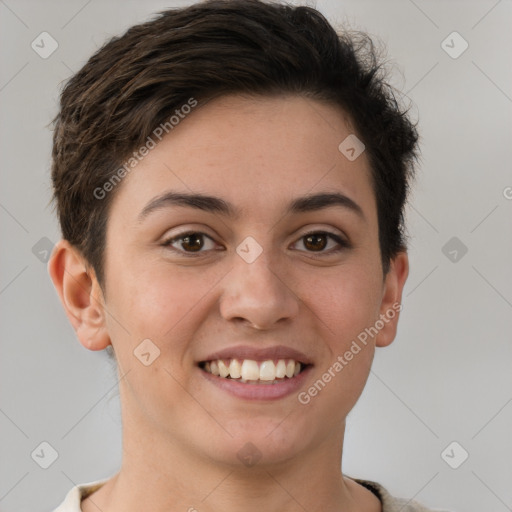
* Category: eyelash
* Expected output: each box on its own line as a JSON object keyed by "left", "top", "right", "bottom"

{"left": 161, "top": 230, "right": 350, "bottom": 256}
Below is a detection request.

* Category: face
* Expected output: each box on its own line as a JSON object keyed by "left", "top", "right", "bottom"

{"left": 93, "top": 95, "right": 407, "bottom": 467}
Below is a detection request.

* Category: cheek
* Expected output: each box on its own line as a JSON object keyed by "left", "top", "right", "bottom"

{"left": 105, "top": 260, "right": 225, "bottom": 358}
{"left": 297, "top": 269, "right": 379, "bottom": 415}
{"left": 297, "top": 264, "right": 382, "bottom": 347}
{"left": 306, "top": 264, "right": 382, "bottom": 406}
{"left": 103, "top": 263, "right": 222, "bottom": 416}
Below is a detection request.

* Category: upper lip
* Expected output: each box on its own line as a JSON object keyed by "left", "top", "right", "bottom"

{"left": 200, "top": 345, "right": 313, "bottom": 365}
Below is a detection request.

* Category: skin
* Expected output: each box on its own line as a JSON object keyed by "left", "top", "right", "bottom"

{"left": 50, "top": 94, "right": 408, "bottom": 512}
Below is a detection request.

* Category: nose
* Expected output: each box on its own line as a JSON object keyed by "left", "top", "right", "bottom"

{"left": 219, "top": 250, "right": 299, "bottom": 330}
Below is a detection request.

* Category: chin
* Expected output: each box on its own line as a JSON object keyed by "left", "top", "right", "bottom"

{"left": 204, "top": 417, "right": 311, "bottom": 468}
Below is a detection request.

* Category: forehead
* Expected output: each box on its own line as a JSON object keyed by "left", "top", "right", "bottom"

{"left": 110, "top": 94, "right": 377, "bottom": 222}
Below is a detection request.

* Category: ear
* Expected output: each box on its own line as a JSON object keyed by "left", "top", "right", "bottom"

{"left": 48, "top": 239, "right": 111, "bottom": 351}
{"left": 375, "top": 251, "right": 409, "bottom": 348}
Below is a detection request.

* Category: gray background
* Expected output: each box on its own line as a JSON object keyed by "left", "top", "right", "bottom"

{"left": 1, "top": 0, "right": 511, "bottom": 511}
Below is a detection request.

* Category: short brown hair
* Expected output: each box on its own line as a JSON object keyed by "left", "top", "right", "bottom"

{"left": 51, "top": 0, "right": 418, "bottom": 286}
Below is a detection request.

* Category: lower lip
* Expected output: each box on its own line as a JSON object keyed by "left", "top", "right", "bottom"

{"left": 199, "top": 366, "right": 312, "bottom": 400}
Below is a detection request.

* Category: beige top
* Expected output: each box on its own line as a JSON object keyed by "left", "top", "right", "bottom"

{"left": 52, "top": 477, "right": 451, "bottom": 511}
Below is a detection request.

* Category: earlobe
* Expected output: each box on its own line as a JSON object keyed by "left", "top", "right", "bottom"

{"left": 375, "top": 251, "right": 409, "bottom": 348}
{"left": 48, "top": 240, "right": 111, "bottom": 351}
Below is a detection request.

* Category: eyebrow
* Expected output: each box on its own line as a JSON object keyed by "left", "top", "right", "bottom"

{"left": 138, "top": 191, "right": 365, "bottom": 222}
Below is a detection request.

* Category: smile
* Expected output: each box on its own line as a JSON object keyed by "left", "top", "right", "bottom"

{"left": 200, "top": 358, "right": 305, "bottom": 384}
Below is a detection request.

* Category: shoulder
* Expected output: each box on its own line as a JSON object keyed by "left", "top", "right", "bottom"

{"left": 52, "top": 479, "right": 109, "bottom": 512}
{"left": 353, "top": 478, "right": 454, "bottom": 512}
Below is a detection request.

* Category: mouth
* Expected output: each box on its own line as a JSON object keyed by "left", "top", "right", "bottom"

{"left": 199, "top": 358, "right": 310, "bottom": 384}
{"left": 197, "top": 345, "right": 313, "bottom": 400}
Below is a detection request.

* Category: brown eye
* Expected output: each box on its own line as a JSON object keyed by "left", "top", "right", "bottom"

{"left": 164, "top": 232, "right": 217, "bottom": 254}
{"left": 304, "top": 233, "right": 327, "bottom": 251}
{"left": 181, "top": 233, "right": 204, "bottom": 252}
{"left": 293, "top": 231, "right": 349, "bottom": 254}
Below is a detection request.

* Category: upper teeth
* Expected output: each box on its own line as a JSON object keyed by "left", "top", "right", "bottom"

{"left": 204, "top": 359, "right": 302, "bottom": 382}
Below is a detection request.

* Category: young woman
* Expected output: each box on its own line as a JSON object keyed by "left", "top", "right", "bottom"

{"left": 49, "top": 1, "right": 448, "bottom": 510}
